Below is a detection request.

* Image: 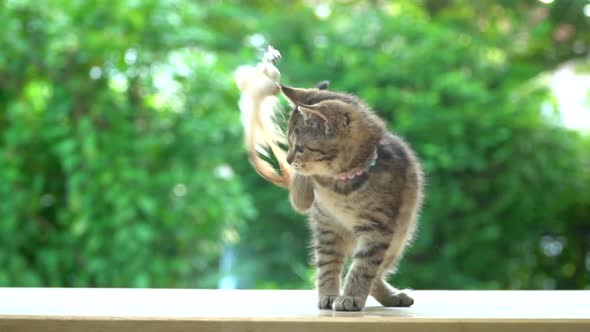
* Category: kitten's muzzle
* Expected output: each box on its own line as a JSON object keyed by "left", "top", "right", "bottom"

{"left": 287, "top": 153, "right": 295, "bottom": 165}
{"left": 290, "top": 161, "right": 303, "bottom": 170}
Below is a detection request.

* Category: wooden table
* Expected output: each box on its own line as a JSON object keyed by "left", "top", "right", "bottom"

{"left": 0, "top": 288, "right": 588, "bottom": 331}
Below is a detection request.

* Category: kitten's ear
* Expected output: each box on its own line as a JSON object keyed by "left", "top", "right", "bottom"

{"left": 280, "top": 85, "right": 314, "bottom": 105}
{"left": 299, "top": 100, "right": 351, "bottom": 133}
{"left": 315, "top": 80, "right": 330, "bottom": 90}
{"left": 298, "top": 103, "right": 332, "bottom": 133}
{"left": 298, "top": 104, "right": 328, "bottom": 123}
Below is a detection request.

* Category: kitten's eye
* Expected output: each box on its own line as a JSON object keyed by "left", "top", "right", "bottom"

{"left": 305, "top": 146, "right": 326, "bottom": 154}
{"left": 295, "top": 145, "right": 304, "bottom": 153}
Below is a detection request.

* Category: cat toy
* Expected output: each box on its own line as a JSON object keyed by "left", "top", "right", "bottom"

{"left": 234, "top": 46, "right": 292, "bottom": 187}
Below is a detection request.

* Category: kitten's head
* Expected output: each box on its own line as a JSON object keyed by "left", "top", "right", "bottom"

{"left": 282, "top": 83, "right": 386, "bottom": 177}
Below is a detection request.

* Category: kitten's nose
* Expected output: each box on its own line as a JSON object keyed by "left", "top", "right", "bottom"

{"left": 286, "top": 153, "right": 295, "bottom": 165}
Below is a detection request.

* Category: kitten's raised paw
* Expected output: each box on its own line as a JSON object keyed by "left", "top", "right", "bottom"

{"left": 318, "top": 295, "right": 339, "bottom": 309}
{"left": 378, "top": 291, "right": 414, "bottom": 307}
{"left": 332, "top": 295, "right": 365, "bottom": 311}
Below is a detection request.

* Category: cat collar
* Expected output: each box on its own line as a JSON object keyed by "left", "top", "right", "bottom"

{"left": 334, "top": 150, "right": 378, "bottom": 181}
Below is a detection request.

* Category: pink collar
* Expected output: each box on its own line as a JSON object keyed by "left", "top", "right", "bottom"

{"left": 334, "top": 150, "right": 378, "bottom": 181}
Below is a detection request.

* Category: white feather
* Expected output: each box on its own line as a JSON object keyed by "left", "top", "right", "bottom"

{"left": 234, "top": 51, "right": 290, "bottom": 180}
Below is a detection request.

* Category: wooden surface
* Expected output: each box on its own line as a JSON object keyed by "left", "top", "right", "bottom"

{"left": 0, "top": 288, "right": 589, "bottom": 332}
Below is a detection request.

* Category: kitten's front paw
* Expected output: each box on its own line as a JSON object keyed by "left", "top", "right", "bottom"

{"left": 332, "top": 295, "right": 366, "bottom": 311}
{"left": 318, "top": 295, "right": 339, "bottom": 309}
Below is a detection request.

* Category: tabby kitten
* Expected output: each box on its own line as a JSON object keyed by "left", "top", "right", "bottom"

{"left": 281, "top": 83, "right": 424, "bottom": 311}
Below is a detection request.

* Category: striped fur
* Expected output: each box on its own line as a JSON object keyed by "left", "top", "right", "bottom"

{"left": 281, "top": 86, "right": 424, "bottom": 311}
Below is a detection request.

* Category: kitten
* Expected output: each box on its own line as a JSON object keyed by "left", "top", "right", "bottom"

{"left": 235, "top": 52, "right": 423, "bottom": 311}
{"left": 282, "top": 83, "right": 424, "bottom": 311}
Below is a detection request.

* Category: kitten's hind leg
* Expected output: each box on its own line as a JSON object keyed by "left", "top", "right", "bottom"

{"left": 370, "top": 211, "right": 418, "bottom": 307}
{"left": 371, "top": 277, "right": 414, "bottom": 307}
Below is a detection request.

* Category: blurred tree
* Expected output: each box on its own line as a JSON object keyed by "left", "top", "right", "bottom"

{"left": 0, "top": 0, "right": 255, "bottom": 287}
{"left": 232, "top": 1, "right": 590, "bottom": 289}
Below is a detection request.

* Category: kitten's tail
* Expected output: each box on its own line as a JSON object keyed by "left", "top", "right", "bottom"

{"left": 234, "top": 65, "right": 292, "bottom": 188}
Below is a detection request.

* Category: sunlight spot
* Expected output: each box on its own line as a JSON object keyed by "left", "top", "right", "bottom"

{"left": 540, "top": 101, "right": 557, "bottom": 120}
{"left": 89, "top": 66, "right": 102, "bottom": 80}
{"left": 170, "top": 51, "right": 191, "bottom": 77}
{"left": 222, "top": 227, "right": 240, "bottom": 245}
{"left": 540, "top": 235, "right": 565, "bottom": 257}
{"left": 484, "top": 48, "right": 507, "bottom": 65}
{"left": 173, "top": 183, "right": 187, "bottom": 197}
{"left": 384, "top": 3, "right": 402, "bottom": 17}
{"left": 125, "top": 49, "right": 137, "bottom": 65}
{"left": 584, "top": 4, "right": 590, "bottom": 17}
{"left": 203, "top": 52, "right": 217, "bottom": 67}
{"left": 538, "top": 0, "right": 554, "bottom": 4}
{"left": 148, "top": 54, "right": 189, "bottom": 112}
{"left": 248, "top": 33, "right": 266, "bottom": 48}
{"left": 314, "top": 4, "right": 331, "bottom": 20}
{"left": 109, "top": 72, "right": 128, "bottom": 92}
{"left": 549, "top": 62, "right": 590, "bottom": 131}
{"left": 215, "top": 164, "right": 235, "bottom": 180}
{"left": 153, "top": 68, "right": 179, "bottom": 91}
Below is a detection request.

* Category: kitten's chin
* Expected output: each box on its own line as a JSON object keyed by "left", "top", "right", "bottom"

{"left": 298, "top": 169, "right": 336, "bottom": 178}
{"left": 295, "top": 169, "right": 312, "bottom": 177}
{"left": 293, "top": 162, "right": 339, "bottom": 177}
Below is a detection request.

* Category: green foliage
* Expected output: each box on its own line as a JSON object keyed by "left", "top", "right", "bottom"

{"left": 0, "top": 1, "right": 254, "bottom": 287}
{"left": 234, "top": 2, "right": 590, "bottom": 290}
{"left": 1, "top": 1, "right": 588, "bottom": 289}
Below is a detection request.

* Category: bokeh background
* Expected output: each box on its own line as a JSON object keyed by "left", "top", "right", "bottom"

{"left": 1, "top": 0, "right": 589, "bottom": 290}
